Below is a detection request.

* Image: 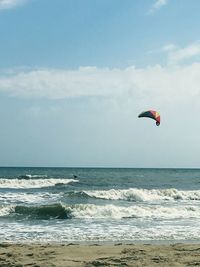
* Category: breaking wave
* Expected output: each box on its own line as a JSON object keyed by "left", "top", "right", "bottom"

{"left": 0, "top": 178, "right": 79, "bottom": 189}
{"left": 79, "top": 188, "right": 200, "bottom": 202}
{"left": 66, "top": 203, "right": 200, "bottom": 219}
{"left": 14, "top": 203, "right": 71, "bottom": 220}
{"left": 1, "top": 202, "right": 200, "bottom": 220}
{"left": 0, "top": 192, "right": 60, "bottom": 204}
{"left": 18, "top": 174, "right": 48, "bottom": 179}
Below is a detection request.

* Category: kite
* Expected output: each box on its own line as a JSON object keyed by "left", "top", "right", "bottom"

{"left": 138, "top": 110, "right": 160, "bottom": 126}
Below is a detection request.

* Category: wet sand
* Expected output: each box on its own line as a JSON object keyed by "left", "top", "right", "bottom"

{"left": 0, "top": 242, "right": 200, "bottom": 266}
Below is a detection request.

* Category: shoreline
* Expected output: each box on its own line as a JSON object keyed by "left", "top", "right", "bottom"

{"left": 3, "top": 238, "right": 200, "bottom": 246}
{"left": 0, "top": 242, "right": 200, "bottom": 266}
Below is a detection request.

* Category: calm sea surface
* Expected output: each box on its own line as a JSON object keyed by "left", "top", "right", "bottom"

{"left": 0, "top": 167, "right": 200, "bottom": 243}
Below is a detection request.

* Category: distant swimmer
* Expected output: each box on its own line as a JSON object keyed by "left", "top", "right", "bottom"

{"left": 73, "top": 175, "right": 78, "bottom": 178}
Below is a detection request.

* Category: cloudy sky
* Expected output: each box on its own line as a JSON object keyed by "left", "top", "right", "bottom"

{"left": 0, "top": 0, "right": 200, "bottom": 168}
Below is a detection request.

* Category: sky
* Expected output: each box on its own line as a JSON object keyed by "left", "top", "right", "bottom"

{"left": 1, "top": 0, "right": 200, "bottom": 168}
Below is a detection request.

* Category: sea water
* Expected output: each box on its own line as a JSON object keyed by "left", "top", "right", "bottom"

{"left": 0, "top": 167, "right": 200, "bottom": 243}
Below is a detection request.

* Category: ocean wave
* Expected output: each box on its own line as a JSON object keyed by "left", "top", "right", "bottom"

{"left": 0, "top": 205, "right": 14, "bottom": 217}
{"left": 0, "top": 203, "right": 70, "bottom": 219}
{"left": 18, "top": 174, "right": 48, "bottom": 179}
{"left": 0, "top": 178, "right": 79, "bottom": 189}
{"left": 1, "top": 202, "right": 200, "bottom": 220}
{"left": 14, "top": 203, "right": 71, "bottom": 220}
{"left": 67, "top": 203, "right": 200, "bottom": 219}
{"left": 66, "top": 191, "right": 92, "bottom": 199}
{"left": 0, "top": 192, "right": 60, "bottom": 204}
{"left": 80, "top": 188, "right": 200, "bottom": 202}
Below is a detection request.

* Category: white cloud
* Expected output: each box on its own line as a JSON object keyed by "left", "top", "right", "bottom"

{"left": 0, "top": 0, "right": 27, "bottom": 10}
{"left": 0, "top": 64, "right": 200, "bottom": 111}
{"left": 162, "top": 44, "right": 177, "bottom": 52}
{"left": 0, "top": 67, "right": 133, "bottom": 99}
{"left": 149, "top": 0, "right": 168, "bottom": 14}
{"left": 165, "top": 42, "right": 200, "bottom": 65}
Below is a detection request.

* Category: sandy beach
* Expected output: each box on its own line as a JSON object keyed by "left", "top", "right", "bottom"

{"left": 0, "top": 242, "right": 200, "bottom": 267}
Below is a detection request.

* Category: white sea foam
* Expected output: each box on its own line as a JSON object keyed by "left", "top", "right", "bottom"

{"left": 0, "top": 192, "right": 60, "bottom": 204}
{"left": 19, "top": 174, "right": 48, "bottom": 178}
{"left": 0, "top": 205, "right": 14, "bottom": 216}
{"left": 84, "top": 188, "right": 200, "bottom": 202}
{"left": 0, "top": 178, "right": 78, "bottom": 189}
{"left": 1, "top": 220, "right": 200, "bottom": 243}
{"left": 66, "top": 203, "right": 200, "bottom": 219}
{"left": 1, "top": 202, "right": 200, "bottom": 220}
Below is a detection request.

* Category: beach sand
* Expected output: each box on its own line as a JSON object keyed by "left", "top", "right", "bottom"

{"left": 0, "top": 243, "right": 200, "bottom": 267}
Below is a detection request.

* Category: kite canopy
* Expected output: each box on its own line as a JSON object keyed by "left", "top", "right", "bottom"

{"left": 138, "top": 110, "right": 160, "bottom": 126}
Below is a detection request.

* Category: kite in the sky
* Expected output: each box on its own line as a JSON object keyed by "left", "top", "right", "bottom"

{"left": 138, "top": 110, "right": 160, "bottom": 126}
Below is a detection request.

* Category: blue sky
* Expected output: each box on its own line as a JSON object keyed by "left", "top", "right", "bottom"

{"left": 1, "top": 0, "right": 200, "bottom": 167}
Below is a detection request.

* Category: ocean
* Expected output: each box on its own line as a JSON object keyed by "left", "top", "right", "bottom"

{"left": 0, "top": 167, "right": 200, "bottom": 243}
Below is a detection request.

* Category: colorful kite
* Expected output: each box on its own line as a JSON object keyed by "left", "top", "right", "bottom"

{"left": 138, "top": 110, "right": 160, "bottom": 126}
